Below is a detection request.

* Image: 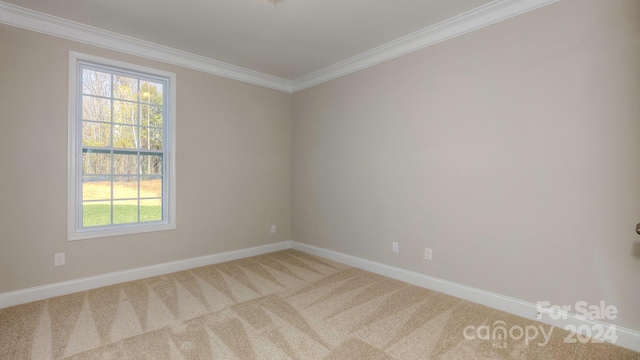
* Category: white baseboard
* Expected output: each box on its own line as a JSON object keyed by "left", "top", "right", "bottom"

{"left": 291, "top": 241, "right": 640, "bottom": 353}
{"left": 0, "top": 240, "right": 292, "bottom": 310}
{"left": 2, "top": 239, "right": 638, "bottom": 353}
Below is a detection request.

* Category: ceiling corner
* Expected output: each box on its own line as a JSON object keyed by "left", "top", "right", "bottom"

{"left": 0, "top": 0, "right": 559, "bottom": 94}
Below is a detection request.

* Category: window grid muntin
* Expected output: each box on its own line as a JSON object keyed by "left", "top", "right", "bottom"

{"left": 78, "top": 61, "right": 168, "bottom": 230}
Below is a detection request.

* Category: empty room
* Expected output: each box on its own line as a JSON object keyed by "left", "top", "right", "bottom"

{"left": 1, "top": 0, "right": 639, "bottom": 358}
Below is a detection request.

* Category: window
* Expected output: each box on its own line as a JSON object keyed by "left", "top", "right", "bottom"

{"left": 68, "top": 52, "right": 176, "bottom": 240}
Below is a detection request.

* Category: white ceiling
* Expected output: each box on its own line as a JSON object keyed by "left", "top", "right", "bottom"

{"left": 2, "top": 0, "right": 495, "bottom": 80}
{"left": 0, "top": 0, "right": 559, "bottom": 91}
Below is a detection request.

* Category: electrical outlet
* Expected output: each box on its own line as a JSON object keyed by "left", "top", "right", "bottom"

{"left": 424, "top": 248, "right": 432, "bottom": 261}
{"left": 392, "top": 242, "right": 398, "bottom": 253}
{"left": 54, "top": 253, "right": 65, "bottom": 266}
{"left": 271, "top": 224, "right": 276, "bottom": 233}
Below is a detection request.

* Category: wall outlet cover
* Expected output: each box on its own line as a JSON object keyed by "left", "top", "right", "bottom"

{"left": 54, "top": 253, "right": 65, "bottom": 266}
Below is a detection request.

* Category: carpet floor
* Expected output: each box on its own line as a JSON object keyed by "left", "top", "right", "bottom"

{"left": 0, "top": 249, "right": 638, "bottom": 359}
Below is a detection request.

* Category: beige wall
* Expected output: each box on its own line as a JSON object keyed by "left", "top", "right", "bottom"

{"left": 1, "top": 0, "right": 639, "bottom": 333}
{"left": 293, "top": 0, "right": 640, "bottom": 330}
{"left": 0, "top": 25, "right": 292, "bottom": 292}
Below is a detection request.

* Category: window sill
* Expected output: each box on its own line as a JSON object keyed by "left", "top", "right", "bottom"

{"left": 68, "top": 222, "right": 176, "bottom": 241}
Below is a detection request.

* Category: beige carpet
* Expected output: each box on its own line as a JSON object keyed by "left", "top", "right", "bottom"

{"left": 1, "top": 250, "right": 638, "bottom": 359}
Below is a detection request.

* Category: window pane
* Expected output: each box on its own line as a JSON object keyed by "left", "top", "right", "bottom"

{"left": 140, "top": 127, "right": 162, "bottom": 150}
{"left": 82, "top": 96, "right": 111, "bottom": 122}
{"left": 113, "top": 200, "right": 138, "bottom": 224}
{"left": 82, "top": 150, "right": 111, "bottom": 175}
{"left": 141, "top": 81, "right": 163, "bottom": 105}
{"left": 113, "top": 75, "right": 138, "bottom": 101}
{"left": 141, "top": 104, "right": 163, "bottom": 127}
{"left": 141, "top": 199, "right": 162, "bottom": 222}
{"left": 113, "top": 125, "right": 138, "bottom": 149}
{"left": 113, "top": 175, "right": 138, "bottom": 199}
{"left": 75, "top": 58, "right": 172, "bottom": 237}
{"left": 82, "top": 69, "right": 111, "bottom": 97}
{"left": 113, "top": 152, "right": 138, "bottom": 175}
{"left": 113, "top": 101, "right": 138, "bottom": 125}
{"left": 82, "top": 121, "right": 111, "bottom": 147}
{"left": 83, "top": 201, "right": 111, "bottom": 227}
{"left": 141, "top": 154, "right": 162, "bottom": 175}
{"left": 83, "top": 177, "right": 111, "bottom": 201}
{"left": 141, "top": 176, "right": 162, "bottom": 198}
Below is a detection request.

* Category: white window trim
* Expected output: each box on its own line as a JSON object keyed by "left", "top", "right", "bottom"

{"left": 68, "top": 51, "right": 176, "bottom": 241}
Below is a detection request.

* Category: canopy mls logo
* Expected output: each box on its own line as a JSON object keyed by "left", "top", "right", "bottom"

{"left": 536, "top": 300, "right": 618, "bottom": 344}
{"left": 463, "top": 300, "right": 619, "bottom": 348}
{"left": 463, "top": 321, "right": 554, "bottom": 348}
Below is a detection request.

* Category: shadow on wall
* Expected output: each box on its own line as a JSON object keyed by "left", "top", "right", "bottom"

{"left": 633, "top": 242, "right": 640, "bottom": 259}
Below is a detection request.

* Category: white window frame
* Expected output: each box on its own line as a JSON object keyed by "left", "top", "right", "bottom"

{"left": 68, "top": 51, "right": 176, "bottom": 240}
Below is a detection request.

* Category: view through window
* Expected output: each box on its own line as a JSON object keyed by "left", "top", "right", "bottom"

{"left": 69, "top": 53, "right": 175, "bottom": 240}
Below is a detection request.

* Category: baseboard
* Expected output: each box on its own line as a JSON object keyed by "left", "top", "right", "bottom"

{"left": 2, "top": 239, "right": 638, "bottom": 352}
{"left": 0, "top": 240, "right": 292, "bottom": 310}
{"left": 291, "top": 241, "right": 640, "bottom": 353}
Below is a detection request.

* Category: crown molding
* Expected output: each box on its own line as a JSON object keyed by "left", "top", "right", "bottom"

{"left": 0, "top": 0, "right": 558, "bottom": 94}
{"left": 0, "top": 1, "right": 293, "bottom": 92}
{"left": 290, "top": 0, "right": 559, "bottom": 92}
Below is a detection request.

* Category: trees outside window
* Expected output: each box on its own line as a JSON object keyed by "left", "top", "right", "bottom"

{"left": 68, "top": 52, "right": 175, "bottom": 240}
